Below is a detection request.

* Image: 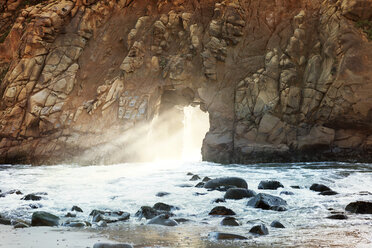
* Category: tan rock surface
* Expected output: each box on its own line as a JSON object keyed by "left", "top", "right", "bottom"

{"left": 0, "top": 0, "right": 371, "bottom": 164}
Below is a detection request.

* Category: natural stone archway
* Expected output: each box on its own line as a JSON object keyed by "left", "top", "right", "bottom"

{"left": 0, "top": 0, "right": 372, "bottom": 165}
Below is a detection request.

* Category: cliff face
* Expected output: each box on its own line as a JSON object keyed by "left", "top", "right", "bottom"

{"left": 0, "top": 0, "right": 371, "bottom": 165}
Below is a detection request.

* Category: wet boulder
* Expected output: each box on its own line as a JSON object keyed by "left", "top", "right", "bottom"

{"left": 65, "top": 212, "right": 76, "bottom": 218}
{"left": 208, "top": 232, "right": 247, "bottom": 240}
{"left": 326, "top": 214, "right": 348, "bottom": 220}
{"left": 247, "top": 193, "right": 287, "bottom": 211}
{"left": 190, "top": 175, "right": 201, "bottom": 181}
{"left": 90, "top": 210, "right": 130, "bottom": 223}
{"left": 21, "top": 194, "right": 42, "bottom": 201}
{"left": 176, "top": 184, "right": 193, "bottom": 188}
{"left": 29, "top": 203, "right": 42, "bottom": 209}
{"left": 204, "top": 177, "right": 248, "bottom": 190}
{"left": 258, "top": 180, "right": 284, "bottom": 190}
{"left": 147, "top": 214, "right": 178, "bottom": 226}
{"left": 153, "top": 202, "right": 178, "bottom": 212}
{"left": 194, "top": 182, "right": 205, "bottom": 188}
{"left": 270, "top": 220, "right": 285, "bottom": 228}
{"left": 64, "top": 221, "right": 89, "bottom": 228}
{"left": 202, "top": 176, "right": 212, "bottom": 182}
{"left": 209, "top": 206, "right": 236, "bottom": 216}
{"left": 345, "top": 201, "right": 372, "bottom": 214}
{"left": 319, "top": 190, "right": 338, "bottom": 196}
{"left": 156, "top": 192, "right": 170, "bottom": 197}
{"left": 193, "top": 192, "right": 207, "bottom": 196}
{"left": 280, "top": 191, "right": 294, "bottom": 196}
{"left": 310, "top": 183, "right": 331, "bottom": 192}
{"left": 93, "top": 243, "right": 133, "bottom": 248}
{"left": 221, "top": 217, "right": 240, "bottom": 226}
{"left": 0, "top": 189, "right": 22, "bottom": 197}
{"left": 31, "top": 211, "right": 60, "bottom": 226}
{"left": 71, "top": 206, "right": 83, "bottom": 212}
{"left": 224, "top": 188, "right": 256, "bottom": 200}
{"left": 249, "top": 224, "right": 269, "bottom": 235}
{"left": 14, "top": 222, "right": 29, "bottom": 228}
{"left": 0, "top": 217, "right": 11, "bottom": 225}
{"left": 135, "top": 206, "right": 172, "bottom": 220}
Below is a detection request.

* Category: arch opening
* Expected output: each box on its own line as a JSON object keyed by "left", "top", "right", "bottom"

{"left": 148, "top": 90, "right": 210, "bottom": 162}
{"left": 182, "top": 106, "right": 210, "bottom": 161}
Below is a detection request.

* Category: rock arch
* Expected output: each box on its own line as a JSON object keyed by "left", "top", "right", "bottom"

{"left": 0, "top": 0, "right": 371, "bottom": 164}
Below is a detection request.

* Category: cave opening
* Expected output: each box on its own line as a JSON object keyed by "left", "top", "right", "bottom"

{"left": 149, "top": 90, "right": 210, "bottom": 162}
{"left": 182, "top": 106, "right": 210, "bottom": 161}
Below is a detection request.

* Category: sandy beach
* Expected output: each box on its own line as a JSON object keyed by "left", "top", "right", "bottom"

{"left": 0, "top": 225, "right": 116, "bottom": 248}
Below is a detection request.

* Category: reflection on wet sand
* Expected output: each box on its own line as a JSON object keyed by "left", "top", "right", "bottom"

{"left": 87, "top": 221, "right": 372, "bottom": 248}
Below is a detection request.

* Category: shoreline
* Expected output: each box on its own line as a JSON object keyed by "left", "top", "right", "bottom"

{"left": 0, "top": 225, "right": 114, "bottom": 248}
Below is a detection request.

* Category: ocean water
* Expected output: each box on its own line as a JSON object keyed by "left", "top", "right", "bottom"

{"left": 0, "top": 161, "right": 371, "bottom": 247}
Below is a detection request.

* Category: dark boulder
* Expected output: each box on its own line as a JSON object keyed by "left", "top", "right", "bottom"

{"left": 204, "top": 177, "right": 247, "bottom": 190}
{"left": 64, "top": 221, "right": 88, "bottom": 228}
{"left": 14, "top": 222, "right": 29, "bottom": 228}
{"left": 147, "top": 214, "right": 178, "bottom": 226}
{"left": 29, "top": 203, "right": 42, "bottom": 209}
{"left": 249, "top": 224, "right": 269, "bottom": 235}
{"left": 0, "top": 189, "right": 22, "bottom": 197}
{"left": 0, "top": 218, "right": 11, "bottom": 225}
{"left": 153, "top": 202, "right": 178, "bottom": 212}
{"left": 258, "top": 180, "right": 284, "bottom": 190}
{"left": 208, "top": 232, "right": 247, "bottom": 240}
{"left": 194, "top": 182, "right": 205, "bottom": 188}
{"left": 221, "top": 217, "right": 240, "bottom": 226}
{"left": 310, "top": 184, "right": 331, "bottom": 192}
{"left": 135, "top": 206, "right": 172, "bottom": 220}
{"left": 156, "top": 192, "right": 170, "bottom": 197}
{"left": 247, "top": 193, "right": 287, "bottom": 211}
{"left": 93, "top": 243, "right": 133, "bottom": 248}
{"left": 326, "top": 214, "right": 348, "bottom": 220}
{"left": 71, "top": 206, "right": 83, "bottom": 212}
{"left": 176, "top": 184, "right": 193, "bottom": 188}
{"left": 90, "top": 210, "right": 130, "bottom": 223}
{"left": 31, "top": 211, "right": 60, "bottom": 226}
{"left": 135, "top": 206, "right": 159, "bottom": 220}
{"left": 270, "top": 220, "right": 285, "bottom": 228}
{"left": 280, "top": 191, "right": 294, "bottom": 196}
{"left": 65, "top": 212, "right": 76, "bottom": 218}
{"left": 209, "top": 206, "right": 236, "bottom": 216}
{"left": 190, "top": 175, "right": 201, "bottom": 181}
{"left": 345, "top": 201, "right": 372, "bottom": 214}
{"left": 290, "top": 186, "right": 301, "bottom": 189}
{"left": 202, "top": 176, "right": 212, "bottom": 182}
{"left": 186, "top": 172, "right": 193, "bottom": 176}
{"left": 193, "top": 192, "right": 207, "bottom": 196}
{"left": 224, "top": 188, "right": 256, "bottom": 200}
{"left": 319, "top": 190, "right": 338, "bottom": 196}
{"left": 21, "top": 194, "right": 42, "bottom": 201}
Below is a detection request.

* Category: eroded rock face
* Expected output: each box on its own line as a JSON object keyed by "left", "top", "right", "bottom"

{"left": 0, "top": 0, "right": 371, "bottom": 165}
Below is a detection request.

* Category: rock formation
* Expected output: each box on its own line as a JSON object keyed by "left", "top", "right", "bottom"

{"left": 0, "top": 0, "right": 371, "bottom": 164}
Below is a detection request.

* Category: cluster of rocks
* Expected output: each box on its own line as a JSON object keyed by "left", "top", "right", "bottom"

{"left": 1, "top": 173, "right": 372, "bottom": 247}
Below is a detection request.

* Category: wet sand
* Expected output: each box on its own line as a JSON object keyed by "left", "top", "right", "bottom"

{"left": 2, "top": 222, "right": 371, "bottom": 248}
{"left": 0, "top": 225, "right": 114, "bottom": 248}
